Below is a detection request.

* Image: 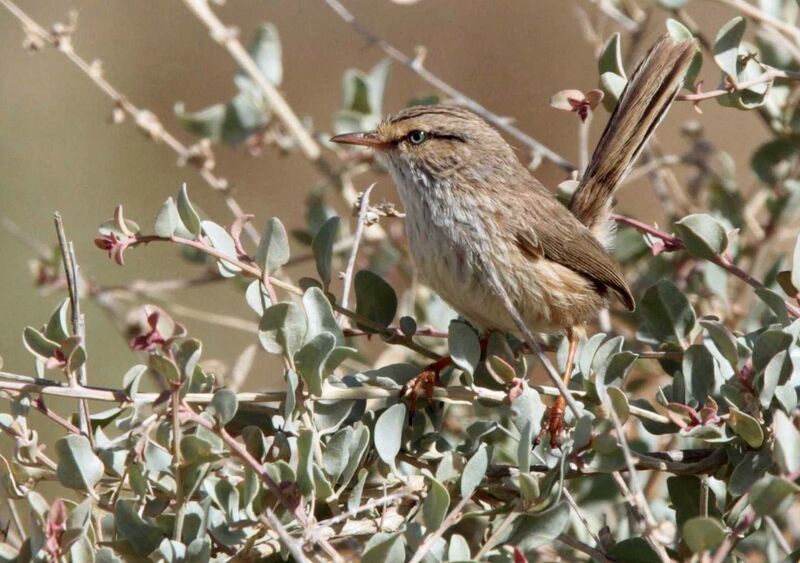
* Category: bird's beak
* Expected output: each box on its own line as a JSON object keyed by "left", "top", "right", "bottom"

{"left": 330, "top": 131, "right": 387, "bottom": 149}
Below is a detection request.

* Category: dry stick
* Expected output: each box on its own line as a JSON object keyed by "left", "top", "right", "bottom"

{"left": 710, "top": 508, "right": 755, "bottom": 563}
{"left": 476, "top": 504, "right": 518, "bottom": 558}
{"left": 53, "top": 213, "right": 93, "bottom": 445}
{"left": 4, "top": 498, "right": 24, "bottom": 545}
{"left": 323, "top": 0, "right": 576, "bottom": 172}
{"left": 340, "top": 184, "right": 375, "bottom": 313}
{"left": 583, "top": 0, "right": 641, "bottom": 33}
{"left": 171, "top": 386, "right": 186, "bottom": 542}
{"left": 309, "top": 489, "right": 417, "bottom": 532}
{"left": 0, "top": 0, "right": 260, "bottom": 242}
{"left": 765, "top": 516, "right": 793, "bottom": 556}
{"left": 408, "top": 492, "right": 474, "bottom": 563}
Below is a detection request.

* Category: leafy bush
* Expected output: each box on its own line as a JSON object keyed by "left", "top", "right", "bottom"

{"left": 1, "top": 1, "right": 800, "bottom": 561}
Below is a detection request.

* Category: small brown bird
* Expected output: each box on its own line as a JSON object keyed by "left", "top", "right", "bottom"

{"left": 332, "top": 35, "right": 696, "bottom": 444}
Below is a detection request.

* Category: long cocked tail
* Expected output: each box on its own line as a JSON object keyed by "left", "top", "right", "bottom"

{"left": 569, "top": 34, "right": 697, "bottom": 240}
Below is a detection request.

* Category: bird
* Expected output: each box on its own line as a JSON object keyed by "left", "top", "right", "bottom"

{"left": 331, "top": 34, "right": 697, "bottom": 445}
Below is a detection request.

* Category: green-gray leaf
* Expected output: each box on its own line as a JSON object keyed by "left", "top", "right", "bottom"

{"left": 641, "top": 280, "right": 696, "bottom": 346}
{"left": 295, "top": 332, "right": 336, "bottom": 396}
{"left": 55, "top": 435, "right": 104, "bottom": 491}
{"left": 258, "top": 302, "right": 307, "bottom": 357}
{"left": 303, "top": 287, "right": 344, "bottom": 345}
{"left": 312, "top": 216, "right": 340, "bottom": 288}
{"left": 201, "top": 220, "right": 241, "bottom": 277}
{"left": 598, "top": 33, "right": 626, "bottom": 78}
{"left": 374, "top": 403, "right": 406, "bottom": 466}
{"left": 682, "top": 516, "right": 726, "bottom": 553}
{"left": 448, "top": 320, "right": 481, "bottom": 375}
{"left": 714, "top": 17, "right": 746, "bottom": 78}
{"left": 177, "top": 184, "right": 202, "bottom": 237}
{"left": 208, "top": 389, "right": 238, "bottom": 425}
{"left": 422, "top": 477, "right": 450, "bottom": 529}
{"left": 354, "top": 270, "right": 397, "bottom": 331}
{"left": 773, "top": 410, "right": 800, "bottom": 475}
{"left": 154, "top": 197, "right": 180, "bottom": 238}
{"left": 255, "top": 217, "right": 290, "bottom": 274}
{"left": 22, "top": 326, "right": 59, "bottom": 360}
{"left": 461, "top": 445, "right": 489, "bottom": 497}
{"left": 296, "top": 428, "right": 315, "bottom": 496}
{"left": 674, "top": 214, "right": 728, "bottom": 259}
{"left": 727, "top": 406, "right": 764, "bottom": 448}
{"left": 749, "top": 476, "right": 800, "bottom": 516}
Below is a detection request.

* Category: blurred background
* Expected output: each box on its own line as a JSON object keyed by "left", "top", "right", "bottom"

{"left": 0, "top": 0, "right": 761, "bottom": 393}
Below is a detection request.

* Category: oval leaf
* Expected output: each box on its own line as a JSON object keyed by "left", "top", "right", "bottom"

{"left": 55, "top": 435, "right": 104, "bottom": 491}
{"left": 374, "top": 403, "right": 406, "bottom": 466}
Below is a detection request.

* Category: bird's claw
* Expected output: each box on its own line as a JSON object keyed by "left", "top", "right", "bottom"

{"left": 533, "top": 400, "right": 567, "bottom": 449}
{"left": 400, "top": 369, "right": 441, "bottom": 424}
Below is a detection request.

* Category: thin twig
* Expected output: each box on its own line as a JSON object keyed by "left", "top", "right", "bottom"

{"left": 609, "top": 407, "right": 669, "bottom": 563}
{"left": 259, "top": 510, "right": 309, "bottom": 563}
{"left": 408, "top": 492, "right": 474, "bottom": 563}
{"left": 340, "top": 184, "right": 375, "bottom": 313}
{"left": 180, "top": 0, "right": 320, "bottom": 163}
{"left": 53, "top": 213, "right": 93, "bottom": 444}
{"left": 557, "top": 533, "right": 614, "bottom": 563}
{"left": 182, "top": 403, "right": 309, "bottom": 526}
{"left": 765, "top": 516, "right": 792, "bottom": 555}
{"left": 710, "top": 0, "right": 800, "bottom": 44}
{"left": 323, "top": 0, "right": 576, "bottom": 172}
{"left": 0, "top": 0, "right": 261, "bottom": 242}
{"left": 482, "top": 258, "right": 583, "bottom": 418}
{"left": 612, "top": 213, "right": 800, "bottom": 317}
{"left": 0, "top": 377, "right": 672, "bottom": 426}
{"left": 122, "top": 233, "right": 441, "bottom": 360}
{"left": 563, "top": 488, "right": 603, "bottom": 548}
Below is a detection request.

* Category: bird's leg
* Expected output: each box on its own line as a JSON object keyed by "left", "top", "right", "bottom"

{"left": 536, "top": 328, "right": 578, "bottom": 448}
{"left": 401, "top": 335, "right": 490, "bottom": 421}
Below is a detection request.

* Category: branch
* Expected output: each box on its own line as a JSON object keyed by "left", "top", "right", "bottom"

{"left": 323, "top": 0, "right": 576, "bottom": 172}
{"left": 0, "top": 0, "right": 261, "bottom": 242}
{"left": 408, "top": 492, "right": 474, "bottom": 563}
{"left": 110, "top": 231, "right": 442, "bottom": 360}
{"left": 53, "top": 212, "right": 92, "bottom": 444}
{"left": 612, "top": 214, "right": 800, "bottom": 318}
{"left": 180, "top": 0, "right": 320, "bottom": 163}
{"left": 710, "top": 0, "right": 800, "bottom": 45}
{"left": 0, "top": 377, "right": 672, "bottom": 426}
{"left": 677, "top": 68, "right": 800, "bottom": 108}
{"left": 181, "top": 403, "right": 309, "bottom": 526}
{"left": 340, "top": 184, "right": 374, "bottom": 313}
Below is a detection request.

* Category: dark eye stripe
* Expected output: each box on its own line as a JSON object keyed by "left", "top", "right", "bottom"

{"left": 393, "top": 131, "right": 466, "bottom": 145}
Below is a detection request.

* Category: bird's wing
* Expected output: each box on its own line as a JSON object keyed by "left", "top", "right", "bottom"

{"left": 514, "top": 197, "right": 635, "bottom": 311}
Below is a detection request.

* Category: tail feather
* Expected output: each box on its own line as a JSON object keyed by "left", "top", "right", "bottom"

{"left": 569, "top": 34, "right": 697, "bottom": 241}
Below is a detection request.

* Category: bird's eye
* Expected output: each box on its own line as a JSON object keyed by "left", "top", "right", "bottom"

{"left": 407, "top": 130, "right": 428, "bottom": 145}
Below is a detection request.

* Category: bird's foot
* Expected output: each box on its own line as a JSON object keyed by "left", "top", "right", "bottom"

{"left": 534, "top": 397, "right": 567, "bottom": 449}
{"left": 400, "top": 355, "right": 452, "bottom": 423}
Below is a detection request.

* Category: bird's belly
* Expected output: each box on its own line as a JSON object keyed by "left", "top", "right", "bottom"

{"left": 405, "top": 214, "right": 602, "bottom": 334}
